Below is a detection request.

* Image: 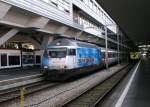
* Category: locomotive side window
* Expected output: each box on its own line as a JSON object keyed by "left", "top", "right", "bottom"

{"left": 49, "top": 48, "right": 67, "bottom": 58}
{"left": 1, "top": 54, "right": 7, "bottom": 66}
{"left": 9, "top": 56, "right": 20, "bottom": 65}
{"left": 68, "top": 49, "right": 76, "bottom": 55}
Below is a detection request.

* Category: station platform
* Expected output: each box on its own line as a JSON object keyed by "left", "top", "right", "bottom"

{"left": 120, "top": 59, "right": 150, "bottom": 107}
{"left": 0, "top": 68, "right": 42, "bottom": 81}
{"left": 114, "top": 59, "right": 150, "bottom": 107}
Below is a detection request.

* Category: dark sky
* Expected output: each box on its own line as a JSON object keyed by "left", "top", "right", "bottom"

{"left": 96, "top": 0, "right": 150, "bottom": 45}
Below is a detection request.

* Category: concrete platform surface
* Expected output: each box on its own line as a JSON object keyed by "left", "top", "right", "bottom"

{"left": 121, "top": 59, "right": 150, "bottom": 107}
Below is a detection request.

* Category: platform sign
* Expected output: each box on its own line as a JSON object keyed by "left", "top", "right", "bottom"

{"left": 130, "top": 52, "right": 140, "bottom": 60}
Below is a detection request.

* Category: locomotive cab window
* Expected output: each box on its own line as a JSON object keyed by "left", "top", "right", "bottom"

{"left": 49, "top": 48, "right": 67, "bottom": 58}
{"left": 68, "top": 49, "right": 76, "bottom": 56}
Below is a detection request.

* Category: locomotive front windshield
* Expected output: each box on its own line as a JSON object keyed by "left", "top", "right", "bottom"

{"left": 48, "top": 48, "right": 67, "bottom": 58}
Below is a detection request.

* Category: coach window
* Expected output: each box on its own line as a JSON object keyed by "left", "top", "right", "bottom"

{"left": 9, "top": 56, "right": 20, "bottom": 65}
{"left": 1, "top": 54, "right": 7, "bottom": 66}
{"left": 102, "top": 52, "right": 105, "bottom": 58}
{"left": 108, "top": 53, "right": 112, "bottom": 58}
{"left": 68, "top": 49, "right": 76, "bottom": 56}
{"left": 36, "top": 55, "right": 41, "bottom": 64}
{"left": 22, "top": 55, "right": 34, "bottom": 64}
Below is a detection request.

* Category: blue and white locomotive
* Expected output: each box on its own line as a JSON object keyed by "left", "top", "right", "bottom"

{"left": 42, "top": 38, "right": 120, "bottom": 80}
{"left": 42, "top": 38, "right": 104, "bottom": 80}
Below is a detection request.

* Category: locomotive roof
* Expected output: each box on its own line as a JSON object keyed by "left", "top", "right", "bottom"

{"left": 47, "top": 39, "right": 99, "bottom": 48}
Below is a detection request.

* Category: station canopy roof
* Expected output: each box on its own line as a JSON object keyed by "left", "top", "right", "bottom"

{"left": 96, "top": 0, "right": 150, "bottom": 46}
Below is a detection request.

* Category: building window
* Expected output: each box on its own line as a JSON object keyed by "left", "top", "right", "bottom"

{"left": 42, "top": 0, "right": 50, "bottom": 3}
{"left": 51, "top": 0, "right": 58, "bottom": 7}
{"left": 93, "top": 4, "right": 97, "bottom": 12}
{"left": 85, "top": 0, "right": 89, "bottom": 5}
{"left": 89, "top": 0, "right": 93, "bottom": 8}
{"left": 42, "top": 0, "right": 70, "bottom": 14}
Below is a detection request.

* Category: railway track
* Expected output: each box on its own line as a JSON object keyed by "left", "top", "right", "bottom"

{"left": 63, "top": 64, "right": 134, "bottom": 107}
{"left": 0, "top": 64, "right": 131, "bottom": 107}
{"left": 0, "top": 80, "right": 58, "bottom": 103}
{"left": 0, "top": 81, "right": 57, "bottom": 103}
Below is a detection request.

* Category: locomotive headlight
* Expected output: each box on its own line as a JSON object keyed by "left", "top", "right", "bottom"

{"left": 44, "top": 66, "right": 48, "bottom": 69}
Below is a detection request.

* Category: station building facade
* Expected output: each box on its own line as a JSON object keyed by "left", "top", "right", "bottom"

{"left": 0, "top": 0, "right": 129, "bottom": 68}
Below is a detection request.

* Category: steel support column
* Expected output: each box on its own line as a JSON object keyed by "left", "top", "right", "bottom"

{"left": 104, "top": 26, "right": 108, "bottom": 69}
{"left": 117, "top": 27, "right": 120, "bottom": 64}
{"left": 0, "top": 28, "right": 19, "bottom": 46}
